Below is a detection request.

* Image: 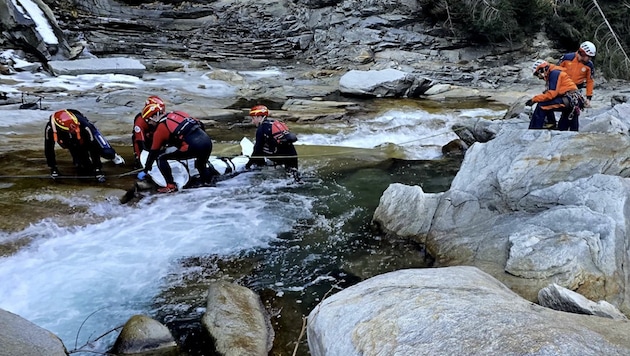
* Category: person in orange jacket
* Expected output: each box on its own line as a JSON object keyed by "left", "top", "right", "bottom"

{"left": 557, "top": 41, "right": 596, "bottom": 108}
{"left": 131, "top": 95, "right": 165, "bottom": 168}
{"left": 526, "top": 59, "right": 580, "bottom": 131}
{"left": 138, "top": 104, "right": 214, "bottom": 193}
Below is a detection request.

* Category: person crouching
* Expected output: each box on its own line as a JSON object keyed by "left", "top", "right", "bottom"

{"left": 526, "top": 60, "right": 581, "bottom": 131}
{"left": 139, "top": 104, "right": 214, "bottom": 193}
{"left": 45, "top": 109, "right": 124, "bottom": 182}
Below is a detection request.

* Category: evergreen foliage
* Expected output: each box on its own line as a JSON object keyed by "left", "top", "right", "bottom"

{"left": 419, "top": 0, "right": 630, "bottom": 79}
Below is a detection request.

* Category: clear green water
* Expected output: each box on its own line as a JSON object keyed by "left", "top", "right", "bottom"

{"left": 152, "top": 157, "right": 462, "bottom": 355}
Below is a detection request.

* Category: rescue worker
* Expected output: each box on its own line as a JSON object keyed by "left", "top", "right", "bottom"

{"left": 557, "top": 41, "right": 596, "bottom": 108}
{"left": 132, "top": 95, "right": 165, "bottom": 168}
{"left": 526, "top": 60, "right": 580, "bottom": 131}
{"left": 138, "top": 104, "right": 214, "bottom": 193}
{"left": 245, "top": 105, "right": 300, "bottom": 182}
{"left": 45, "top": 109, "right": 124, "bottom": 182}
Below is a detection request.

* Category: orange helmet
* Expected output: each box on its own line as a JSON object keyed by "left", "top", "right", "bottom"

{"left": 249, "top": 105, "right": 269, "bottom": 118}
{"left": 145, "top": 95, "right": 165, "bottom": 112}
{"left": 50, "top": 109, "right": 81, "bottom": 142}
{"left": 142, "top": 103, "right": 164, "bottom": 122}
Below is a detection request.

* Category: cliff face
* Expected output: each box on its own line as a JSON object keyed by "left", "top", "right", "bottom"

{"left": 5, "top": 0, "right": 513, "bottom": 68}
{"left": 0, "top": 0, "right": 75, "bottom": 62}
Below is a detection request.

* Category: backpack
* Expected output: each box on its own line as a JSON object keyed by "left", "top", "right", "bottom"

{"left": 270, "top": 120, "right": 298, "bottom": 144}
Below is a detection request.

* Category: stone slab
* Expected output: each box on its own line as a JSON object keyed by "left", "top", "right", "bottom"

{"left": 48, "top": 57, "right": 146, "bottom": 77}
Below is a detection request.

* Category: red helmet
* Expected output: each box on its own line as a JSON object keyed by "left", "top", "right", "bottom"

{"left": 142, "top": 103, "right": 164, "bottom": 122}
{"left": 52, "top": 110, "right": 79, "bottom": 132}
{"left": 50, "top": 109, "right": 81, "bottom": 142}
{"left": 249, "top": 105, "right": 269, "bottom": 118}
{"left": 145, "top": 95, "right": 165, "bottom": 112}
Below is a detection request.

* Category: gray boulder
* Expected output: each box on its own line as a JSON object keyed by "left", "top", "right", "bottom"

{"left": 0, "top": 308, "right": 67, "bottom": 356}
{"left": 372, "top": 103, "right": 630, "bottom": 313}
{"left": 339, "top": 68, "right": 432, "bottom": 97}
{"left": 201, "top": 281, "right": 274, "bottom": 356}
{"left": 539, "top": 284, "right": 628, "bottom": 321}
{"left": 307, "top": 267, "right": 630, "bottom": 356}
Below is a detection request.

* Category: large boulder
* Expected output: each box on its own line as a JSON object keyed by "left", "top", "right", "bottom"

{"left": 339, "top": 68, "right": 433, "bottom": 97}
{"left": 307, "top": 267, "right": 630, "bottom": 356}
{"left": 0, "top": 308, "right": 68, "bottom": 356}
{"left": 201, "top": 281, "right": 274, "bottom": 356}
{"left": 0, "top": 0, "right": 76, "bottom": 62}
{"left": 47, "top": 58, "right": 146, "bottom": 77}
{"left": 373, "top": 103, "right": 630, "bottom": 313}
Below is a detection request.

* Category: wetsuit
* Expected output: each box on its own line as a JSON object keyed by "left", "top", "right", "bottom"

{"left": 247, "top": 119, "right": 298, "bottom": 172}
{"left": 144, "top": 111, "right": 214, "bottom": 185}
{"left": 45, "top": 109, "right": 116, "bottom": 174}
{"left": 132, "top": 112, "right": 155, "bottom": 167}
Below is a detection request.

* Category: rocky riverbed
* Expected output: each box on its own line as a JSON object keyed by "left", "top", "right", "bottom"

{"left": 2, "top": 0, "right": 630, "bottom": 354}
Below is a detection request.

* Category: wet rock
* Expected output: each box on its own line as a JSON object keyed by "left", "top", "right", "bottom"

{"left": 202, "top": 281, "right": 274, "bottom": 356}
{"left": 441, "top": 138, "right": 468, "bottom": 156}
{"left": 111, "top": 314, "right": 178, "bottom": 355}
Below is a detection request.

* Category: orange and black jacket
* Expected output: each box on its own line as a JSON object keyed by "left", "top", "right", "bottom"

{"left": 143, "top": 111, "right": 204, "bottom": 170}
{"left": 557, "top": 52, "right": 595, "bottom": 99}
{"left": 532, "top": 65, "right": 578, "bottom": 104}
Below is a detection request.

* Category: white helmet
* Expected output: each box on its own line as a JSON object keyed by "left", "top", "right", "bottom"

{"left": 579, "top": 41, "right": 596, "bottom": 57}
{"left": 532, "top": 59, "right": 549, "bottom": 74}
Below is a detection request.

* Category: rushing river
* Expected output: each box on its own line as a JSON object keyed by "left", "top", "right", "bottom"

{"left": 0, "top": 101, "right": 505, "bottom": 355}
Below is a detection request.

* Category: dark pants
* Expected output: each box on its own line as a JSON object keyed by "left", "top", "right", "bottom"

{"left": 157, "top": 130, "right": 213, "bottom": 185}
{"left": 67, "top": 142, "right": 104, "bottom": 174}
{"left": 529, "top": 96, "right": 571, "bottom": 130}
{"left": 270, "top": 144, "right": 299, "bottom": 170}
{"left": 557, "top": 111, "right": 579, "bottom": 131}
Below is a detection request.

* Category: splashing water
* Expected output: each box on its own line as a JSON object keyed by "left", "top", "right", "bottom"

{"left": 297, "top": 108, "right": 505, "bottom": 159}
{"left": 0, "top": 104, "right": 504, "bottom": 354}
{"left": 0, "top": 172, "right": 312, "bottom": 351}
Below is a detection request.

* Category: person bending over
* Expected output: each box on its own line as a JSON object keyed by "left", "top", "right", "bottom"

{"left": 139, "top": 104, "right": 214, "bottom": 193}
{"left": 132, "top": 95, "right": 164, "bottom": 168}
{"left": 45, "top": 109, "right": 124, "bottom": 182}
{"left": 526, "top": 60, "right": 581, "bottom": 131}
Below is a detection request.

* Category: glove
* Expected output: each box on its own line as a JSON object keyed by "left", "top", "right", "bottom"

{"left": 95, "top": 169, "right": 106, "bottom": 183}
{"left": 137, "top": 171, "right": 147, "bottom": 180}
{"left": 50, "top": 167, "right": 59, "bottom": 180}
{"left": 112, "top": 153, "right": 125, "bottom": 165}
{"left": 525, "top": 99, "right": 534, "bottom": 107}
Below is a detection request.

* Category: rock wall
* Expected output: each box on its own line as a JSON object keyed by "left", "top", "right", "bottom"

{"left": 38, "top": 0, "right": 529, "bottom": 81}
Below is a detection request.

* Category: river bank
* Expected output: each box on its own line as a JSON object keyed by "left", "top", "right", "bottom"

{"left": 1, "top": 50, "right": 629, "bottom": 355}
